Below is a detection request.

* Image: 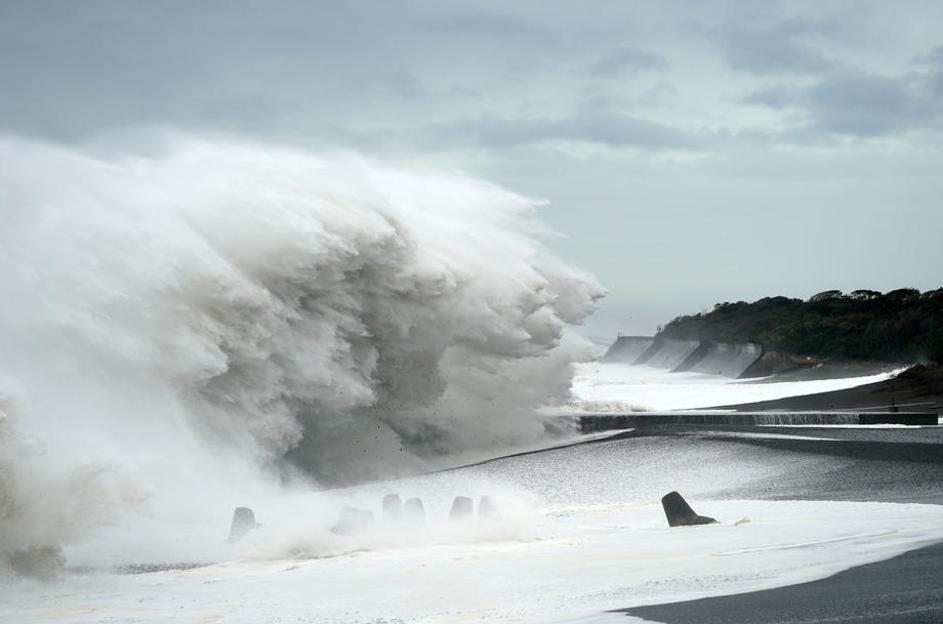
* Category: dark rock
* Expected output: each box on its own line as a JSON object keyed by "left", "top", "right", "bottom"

{"left": 661, "top": 491, "right": 718, "bottom": 527}
{"left": 227, "top": 506, "right": 261, "bottom": 542}
{"left": 449, "top": 496, "right": 474, "bottom": 522}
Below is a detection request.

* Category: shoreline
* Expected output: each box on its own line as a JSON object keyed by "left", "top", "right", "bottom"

{"left": 600, "top": 374, "right": 943, "bottom": 623}
{"left": 618, "top": 539, "right": 943, "bottom": 624}
{"left": 715, "top": 364, "right": 943, "bottom": 412}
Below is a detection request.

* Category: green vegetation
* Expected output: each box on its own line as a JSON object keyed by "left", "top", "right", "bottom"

{"left": 658, "top": 288, "right": 943, "bottom": 364}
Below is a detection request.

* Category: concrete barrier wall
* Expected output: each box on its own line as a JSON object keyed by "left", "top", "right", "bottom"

{"left": 578, "top": 412, "right": 937, "bottom": 431}
{"left": 740, "top": 350, "right": 811, "bottom": 378}
{"left": 638, "top": 338, "right": 702, "bottom": 370}
{"left": 678, "top": 342, "right": 764, "bottom": 378}
{"left": 601, "top": 336, "right": 656, "bottom": 363}
{"left": 631, "top": 338, "right": 664, "bottom": 365}
{"left": 603, "top": 336, "right": 767, "bottom": 378}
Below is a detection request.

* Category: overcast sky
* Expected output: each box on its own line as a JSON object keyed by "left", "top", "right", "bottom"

{"left": 2, "top": 0, "right": 942, "bottom": 338}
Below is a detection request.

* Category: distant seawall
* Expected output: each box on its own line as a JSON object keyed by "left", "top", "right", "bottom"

{"left": 603, "top": 336, "right": 780, "bottom": 379}
{"left": 601, "top": 336, "right": 655, "bottom": 363}
{"left": 579, "top": 412, "right": 939, "bottom": 430}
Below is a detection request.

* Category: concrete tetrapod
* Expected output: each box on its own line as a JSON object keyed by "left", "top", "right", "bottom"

{"left": 404, "top": 497, "right": 426, "bottom": 524}
{"left": 382, "top": 493, "right": 403, "bottom": 523}
{"left": 227, "top": 507, "right": 261, "bottom": 542}
{"left": 449, "top": 496, "right": 474, "bottom": 522}
{"left": 661, "top": 491, "right": 718, "bottom": 527}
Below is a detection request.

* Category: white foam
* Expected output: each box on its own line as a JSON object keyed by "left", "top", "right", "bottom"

{"left": 4, "top": 412, "right": 941, "bottom": 622}
{"left": 3, "top": 428, "right": 942, "bottom": 622}
{"left": 0, "top": 137, "right": 605, "bottom": 569}
{"left": 4, "top": 498, "right": 941, "bottom": 623}
{"left": 569, "top": 363, "right": 900, "bottom": 412}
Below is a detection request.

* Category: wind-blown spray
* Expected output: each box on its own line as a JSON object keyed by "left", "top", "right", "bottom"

{"left": 0, "top": 138, "right": 603, "bottom": 572}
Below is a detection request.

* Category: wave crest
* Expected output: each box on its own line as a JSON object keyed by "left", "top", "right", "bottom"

{"left": 0, "top": 138, "right": 602, "bottom": 567}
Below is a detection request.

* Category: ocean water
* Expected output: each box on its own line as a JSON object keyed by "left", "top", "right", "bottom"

{"left": 1, "top": 138, "right": 934, "bottom": 623}
{"left": 4, "top": 433, "right": 942, "bottom": 623}
{"left": 2, "top": 359, "right": 932, "bottom": 622}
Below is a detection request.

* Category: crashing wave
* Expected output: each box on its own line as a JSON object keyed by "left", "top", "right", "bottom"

{"left": 0, "top": 137, "right": 603, "bottom": 572}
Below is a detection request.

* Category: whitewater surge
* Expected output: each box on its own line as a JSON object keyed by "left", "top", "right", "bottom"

{"left": 569, "top": 363, "right": 901, "bottom": 413}
{"left": 0, "top": 138, "right": 603, "bottom": 574}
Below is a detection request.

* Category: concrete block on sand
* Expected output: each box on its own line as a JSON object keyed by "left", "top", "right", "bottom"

{"left": 661, "top": 491, "right": 718, "bottom": 527}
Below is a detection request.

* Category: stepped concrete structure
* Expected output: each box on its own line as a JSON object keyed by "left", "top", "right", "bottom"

{"left": 641, "top": 338, "right": 703, "bottom": 370}
{"left": 603, "top": 336, "right": 781, "bottom": 379}
{"left": 601, "top": 336, "right": 655, "bottom": 363}
{"left": 677, "top": 342, "right": 764, "bottom": 377}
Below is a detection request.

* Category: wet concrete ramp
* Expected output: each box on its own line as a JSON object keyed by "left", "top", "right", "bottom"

{"left": 676, "top": 342, "right": 763, "bottom": 378}
{"left": 636, "top": 338, "right": 702, "bottom": 370}
{"left": 601, "top": 336, "right": 655, "bottom": 363}
{"left": 603, "top": 336, "right": 766, "bottom": 379}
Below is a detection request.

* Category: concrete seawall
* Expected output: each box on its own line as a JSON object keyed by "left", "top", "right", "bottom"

{"left": 578, "top": 412, "right": 938, "bottom": 431}
{"left": 679, "top": 342, "right": 763, "bottom": 377}
{"left": 640, "top": 338, "right": 702, "bottom": 370}
{"left": 740, "top": 349, "right": 814, "bottom": 377}
{"left": 601, "top": 336, "right": 655, "bottom": 363}
{"left": 602, "top": 336, "right": 765, "bottom": 379}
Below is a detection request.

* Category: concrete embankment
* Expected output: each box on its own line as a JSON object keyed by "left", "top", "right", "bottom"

{"left": 639, "top": 338, "right": 702, "bottom": 370}
{"left": 599, "top": 336, "right": 915, "bottom": 381}
{"left": 678, "top": 341, "right": 764, "bottom": 377}
{"left": 740, "top": 349, "right": 816, "bottom": 377}
{"left": 602, "top": 336, "right": 766, "bottom": 378}
{"left": 601, "top": 336, "right": 654, "bottom": 363}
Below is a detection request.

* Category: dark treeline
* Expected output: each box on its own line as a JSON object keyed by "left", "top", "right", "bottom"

{"left": 658, "top": 288, "right": 943, "bottom": 364}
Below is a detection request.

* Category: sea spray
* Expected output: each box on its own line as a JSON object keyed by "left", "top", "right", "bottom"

{"left": 0, "top": 137, "right": 603, "bottom": 571}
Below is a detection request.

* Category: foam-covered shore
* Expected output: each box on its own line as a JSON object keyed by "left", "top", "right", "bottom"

{"left": 4, "top": 426, "right": 943, "bottom": 623}
{"left": 4, "top": 499, "right": 940, "bottom": 624}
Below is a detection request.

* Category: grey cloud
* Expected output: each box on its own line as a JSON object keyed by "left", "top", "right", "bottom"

{"left": 422, "top": 7, "right": 553, "bottom": 41}
{"left": 1, "top": 0, "right": 942, "bottom": 340}
{"left": 413, "top": 111, "right": 701, "bottom": 151}
{"left": 744, "top": 54, "right": 943, "bottom": 140}
{"left": 0, "top": 0, "right": 574, "bottom": 144}
{"left": 587, "top": 46, "right": 669, "bottom": 76}
{"left": 742, "top": 86, "right": 797, "bottom": 109}
{"left": 919, "top": 46, "right": 943, "bottom": 96}
{"left": 805, "top": 72, "right": 925, "bottom": 137}
{"left": 377, "top": 70, "right": 424, "bottom": 100}
{"left": 720, "top": 18, "right": 837, "bottom": 75}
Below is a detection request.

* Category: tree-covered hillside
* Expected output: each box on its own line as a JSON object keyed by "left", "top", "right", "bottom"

{"left": 658, "top": 288, "right": 943, "bottom": 364}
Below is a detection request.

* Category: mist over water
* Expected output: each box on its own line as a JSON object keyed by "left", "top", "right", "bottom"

{"left": 0, "top": 138, "right": 603, "bottom": 573}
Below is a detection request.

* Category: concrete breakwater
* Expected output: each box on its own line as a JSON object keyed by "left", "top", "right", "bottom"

{"left": 579, "top": 412, "right": 938, "bottom": 431}
{"left": 603, "top": 336, "right": 793, "bottom": 379}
